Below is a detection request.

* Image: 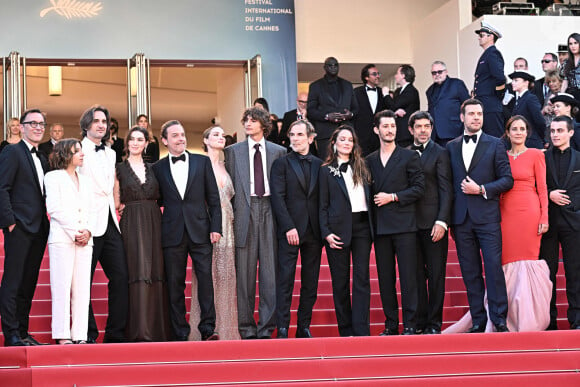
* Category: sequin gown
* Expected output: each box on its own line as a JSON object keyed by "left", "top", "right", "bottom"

{"left": 189, "top": 171, "right": 240, "bottom": 340}
{"left": 117, "top": 161, "right": 171, "bottom": 341}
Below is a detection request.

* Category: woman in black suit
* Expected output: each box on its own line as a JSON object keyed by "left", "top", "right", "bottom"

{"left": 319, "top": 125, "right": 373, "bottom": 336}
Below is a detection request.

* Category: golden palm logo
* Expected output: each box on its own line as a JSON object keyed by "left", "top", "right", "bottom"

{"left": 40, "top": 0, "right": 102, "bottom": 19}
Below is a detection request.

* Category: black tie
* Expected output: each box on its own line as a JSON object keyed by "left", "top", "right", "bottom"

{"left": 339, "top": 162, "right": 349, "bottom": 173}
{"left": 299, "top": 154, "right": 311, "bottom": 189}
{"left": 366, "top": 86, "right": 377, "bottom": 92}
{"left": 464, "top": 134, "right": 477, "bottom": 144}
{"left": 411, "top": 144, "right": 425, "bottom": 152}
{"left": 95, "top": 143, "right": 106, "bottom": 152}
{"left": 30, "top": 147, "right": 38, "bottom": 154}
{"left": 171, "top": 154, "right": 186, "bottom": 163}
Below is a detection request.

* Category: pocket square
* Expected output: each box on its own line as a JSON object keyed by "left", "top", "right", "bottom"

{"left": 573, "top": 170, "right": 580, "bottom": 173}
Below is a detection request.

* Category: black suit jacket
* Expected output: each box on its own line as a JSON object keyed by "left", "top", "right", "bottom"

{"left": 271, "top": 152, "right": 322, "bottom": 240}
{"left": 545, "top": 147, "right": 580, "bottom": 231}
{"left": 38, "top": 140, "right": 54, "bottom": 158}
{"left": 0, "top": 141, "right": 49, "bottom": 234}
{"left": 111, "top": 137, "right": 125, "bottom": 163}
{"left": 353, "top": 85, "right": 386, "bottom": 155}
{"left": 307, "top": 76, "right": 359, "bottom": 140}
{"left": 532, "top": 77, "right": 547, "bottom": 107}
{"left": 366, "top": 147, "right": 424, "bottom": 235}
{"left": 410, "top": 141, "right": 452, "bottom": 230}
{"left": 152, "top": 152, "right": 221, "bottom": 247}
{"left": 319, "top": 163, "right": 373, "bottom": 245}
{"left": 383, "top": 84, "right": 420, "bottom": 145}
{"left": 279, "top": 109, "right": 299, "bottom": 149}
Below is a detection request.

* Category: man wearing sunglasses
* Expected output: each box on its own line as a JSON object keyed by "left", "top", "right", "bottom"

{"left": 533, "top": 53, "right": 559, "bottom": 106}
{"left": 280, "top": 92, "right": 309, "bottom": 150}
{"left": 426, "top": 61, "right": 470, "bottom": 146}
{"left": 354, "top": 64, "right": 387, "bottom": 156}
{"left": 473, "top": 21, "right": 506, "bottom": 138}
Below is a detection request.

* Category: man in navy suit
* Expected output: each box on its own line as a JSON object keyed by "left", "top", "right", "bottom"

{"left": 307, "top": 57, "right": 358, "bottom": 161}
{"left": 152, "top": 120, "right": 222, "bottom": 341}
{"left": 407, "top": 111, "right": 452, "bottom": 334}
{"left": 271, "top": 120, "right": 322, "bottom": 339}
{"left": 353, "top": 64, "right": 386, "bottom": 156}
{"left": 426, "top": 61, "right": 470, "bottom": 146}
{"left": 0, "top": 109, "right": 50, "bottom": 346}
{"left": 383, "top": 64, "right": 420, "bottom": 148}
{"left": 473, "top": 22, "right": 506, "bottom": 138}
{"left": 446, "top": 98, "right": 513, "bottom": 332}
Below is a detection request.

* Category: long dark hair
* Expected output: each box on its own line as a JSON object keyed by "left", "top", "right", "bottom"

{"left": 503, "top": 115, "right": 531, "bottom": 140}
{"left": 564, "top": 32, "right": 580, "bottom": 75}
{"left": 123, "top": 125, "right": 149, "bottom": 158}
{"left": 324, "top": 125, "right": 370, "bottom": 186}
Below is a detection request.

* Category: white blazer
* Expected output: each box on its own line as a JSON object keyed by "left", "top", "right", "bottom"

{"left": 78, "top": 137, "right": 119, "bottom": 237}
{"left": 45, "top": 170, "right": 94, "bottom": 245}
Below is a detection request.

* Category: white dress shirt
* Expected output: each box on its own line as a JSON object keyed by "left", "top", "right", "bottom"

{"left": 339, "top": 161, "right": 368, "bottom": 212}
{"left": 365, "top": 83, "right": 378, "bottom": 113}
{"left": 23, "top": 139, "right": 44, "bottom": 194}
{"left": 248, "top": 137, "right": 270, "bottom": 196}
{"left": 462, "top": 130, "right": 482, "bottom": 171}
{"left": 169, "top": 152, "right": 189, "bottom": 199}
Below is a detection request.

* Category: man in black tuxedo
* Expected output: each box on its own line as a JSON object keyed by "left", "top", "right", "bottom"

{"left": 279, "top": 92, "right": 308, "bottom": 150}
{"left": 307, "top": 57, "right": 358, "bottom": 161}
{"left": 109, "top": 118, "right": 125, "bottom": 163}
{"left": 540, "top": 116, "right": 580, "bottom": 330}
{"left": 152, "top": 120, "right": 222, "bottom": 341}
{"left": 271, "top": 120, "right": 322, "bottom": 339}
{"left": 533, "top": 53, "right": 559, "bottom": 107}
{"left": 367, "top": 109, "right": 425, "bottom": 335}
{"left": 0, "top": 109, "right": 50, "bottom": 346}
{"left": 446, "top": 99, "right": 513, "bottom": 333}
{"left": 383, "top": 65, "right": 420, "bottom": 148}
{"left": 354, "top": 64, "right": 386, "bottom": 156}
{"left": 38, "top": 122, "right": 64, "bottom": 157}
{"left": 407, "top": 111, "right": 452, "bottom": 334}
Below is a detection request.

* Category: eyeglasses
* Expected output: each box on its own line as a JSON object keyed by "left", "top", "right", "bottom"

{"left": 369, "top": 72, "right": 382, "bottom": 77}
{"left": 297, "top": 100, "right": 307, "bottom": 104}
{"left": 431, "top": 70, "right": 446, "bottom": 76}
{"left": 22, "top": 121, "right": 46, "bottom": 129}
{"left": 541, "top": 59, "right": 554, "bottom": 64}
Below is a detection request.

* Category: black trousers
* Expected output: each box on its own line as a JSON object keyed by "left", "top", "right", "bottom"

{"left": 325, "top": 212, "right": 371, "bottom": 336}
{"left": 416, "top": 229, "right": 448, "bottom": 330}
{"left": 374, "top": 232, "right": 418, "bottom": 330}
{"left": 539, "top": 217, "right": 580, "bottom": 329}
{"left": 88, "top": 214, "right": 129, "bottom": 341}
{"left": 0, "top": 221, "right": 48, "bottom": 338}
{"left": 275, "top": 224, "right": 322, "bottom": 330}
{"left": 163, "top": 230, "right": 215, "bottom": 339}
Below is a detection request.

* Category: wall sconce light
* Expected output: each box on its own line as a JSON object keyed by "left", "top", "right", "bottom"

{"left": 130, "top": 67, "right": 137, "bottom": 97}
{"left": 48, "top": 66, "right": 62, "bottom": 96}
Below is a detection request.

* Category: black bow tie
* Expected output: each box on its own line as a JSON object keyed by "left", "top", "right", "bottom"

{"left": 171, "top": 154, "right": 186, "bottom": 164}
{"left": 339, "top": 162, "right": 349, "bottom": 173}
{"left": 95, "top": 143, "right": 106, "bottom": 152}
{"left": 299, "top": 154, "right": 312, "bottom": 162}
{"left": 411, "top": 143, "right": 425, "bottom": 152}
{"left": 30, "top": 147, "right": 38, "bottom": 154}
{"left": 366, "top": 86, "right": 377, "bottom": 92}
{"left": 464, "top": 134, "right": 477, "bottom": 144}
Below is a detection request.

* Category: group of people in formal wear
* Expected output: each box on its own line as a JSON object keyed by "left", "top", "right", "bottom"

{"left": 1, "top": 23, "right": 580, "bottom": 346}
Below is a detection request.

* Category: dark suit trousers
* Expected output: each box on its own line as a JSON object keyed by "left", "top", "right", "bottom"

{"left": 452, "top": 218, "right": 508, "bottom": 327}
{"left": 539, "top": 217, "right": 580, "bottom": 329}
{"left": 0, "top": 222, "right": 47, "bottom": 337}
{"left": 416, "top": 230, "right": 448, "bottom": 330}
{"left": 482, "top": 111, "right": 504, "bottom": 138}
{"left": 326, "top": 212, "right": 371, "bottom": 336}
{"left": 88, "top": 214, "right": 129, "bottom": 341}
{"left": 164, "top": 230, "right": 215, "bottom": 339}
{"left": 276, "top": 224, "right": 322, "bottom": 330}
{"left": 374, "top": 232, "right": 418, "bottom": 330}
{"left": 316, "top": 138, "right": 330, "bottom": 162}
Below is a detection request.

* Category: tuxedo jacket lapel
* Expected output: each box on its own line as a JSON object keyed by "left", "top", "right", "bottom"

{"left": 468, "top": 135, "right": 490, "bottom": 174}
{"left": 288, "top": 153, "right": 307, "bottom": 193}
{"left": 309, "top": 160, "right": 320, "bottom": 196}
{"left": 377, "top": 147, "right": 401, "bottom": 190}
{"left": 19, "top": 141, "right": 43, "bottom": 196}
{"left": 563, "top": 150, "right": 576, "bottom": 188}
{"left": 183, "top": 152, "right": 199, "bottom": 198}
{"left": 238, "top": 142, "right": 251, "bottom": 205}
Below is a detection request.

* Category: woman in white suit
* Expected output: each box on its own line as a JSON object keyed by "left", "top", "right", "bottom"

{"left": 45, "top": 139, "right": 93, "bottom": 344}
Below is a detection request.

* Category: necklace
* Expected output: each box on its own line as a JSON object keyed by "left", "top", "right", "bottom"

{"left": 508, "top": 148, "right": 527, "bottom": 160}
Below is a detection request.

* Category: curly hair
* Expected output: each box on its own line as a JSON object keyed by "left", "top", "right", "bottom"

{"left": 49, "top": 138, "right": 81, "bottom": 170}
{"left": 241, "top": 106, "right": 272, "bottom": 137}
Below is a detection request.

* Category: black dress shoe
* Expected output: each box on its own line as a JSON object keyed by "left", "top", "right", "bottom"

{"left": 4, "top": 335, "right": 29, "bottom": 347}
{"left": 201, "top": 331, "right": 219, "bottom": 341}
{"left": 243, "top": 335, "right": 258, "bottom": 340}
{"left": 295, "top": 327, "right": 313, "bottom": 338}
{"left": 276, "top": 327, "right": 288, "bottom": 338}
{"left": 424, "top": 327, "right": 441, "bottom": 335}
{"left": 103, "top": 336, "right": 126, "bottom": 343}
{"left": 86, "top": 337, "right": 97, "bottom": 344}
{"left": 21, "top": 335, "right": 46, "bottom": 346}
{"left": 379, "top": 328, "right": 399, "bottom": 336}
{"left": 258, "top": 335, "right": 272, "bottom": 339}
{"left": 467, "top": 324, "right": 486, "bottom": 333}
{"left": 174, "top": 335, "right": 189, "bottom": 341}
{"left": 495, "top": 324, "right": 509, "bottom": 332}
{"left": 402, "top": 327, "right": 416, "bottom": 335}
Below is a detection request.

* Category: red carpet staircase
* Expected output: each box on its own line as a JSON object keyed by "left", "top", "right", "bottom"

{"left": 0, "top": 236, "right": 579, "bottom": 386}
